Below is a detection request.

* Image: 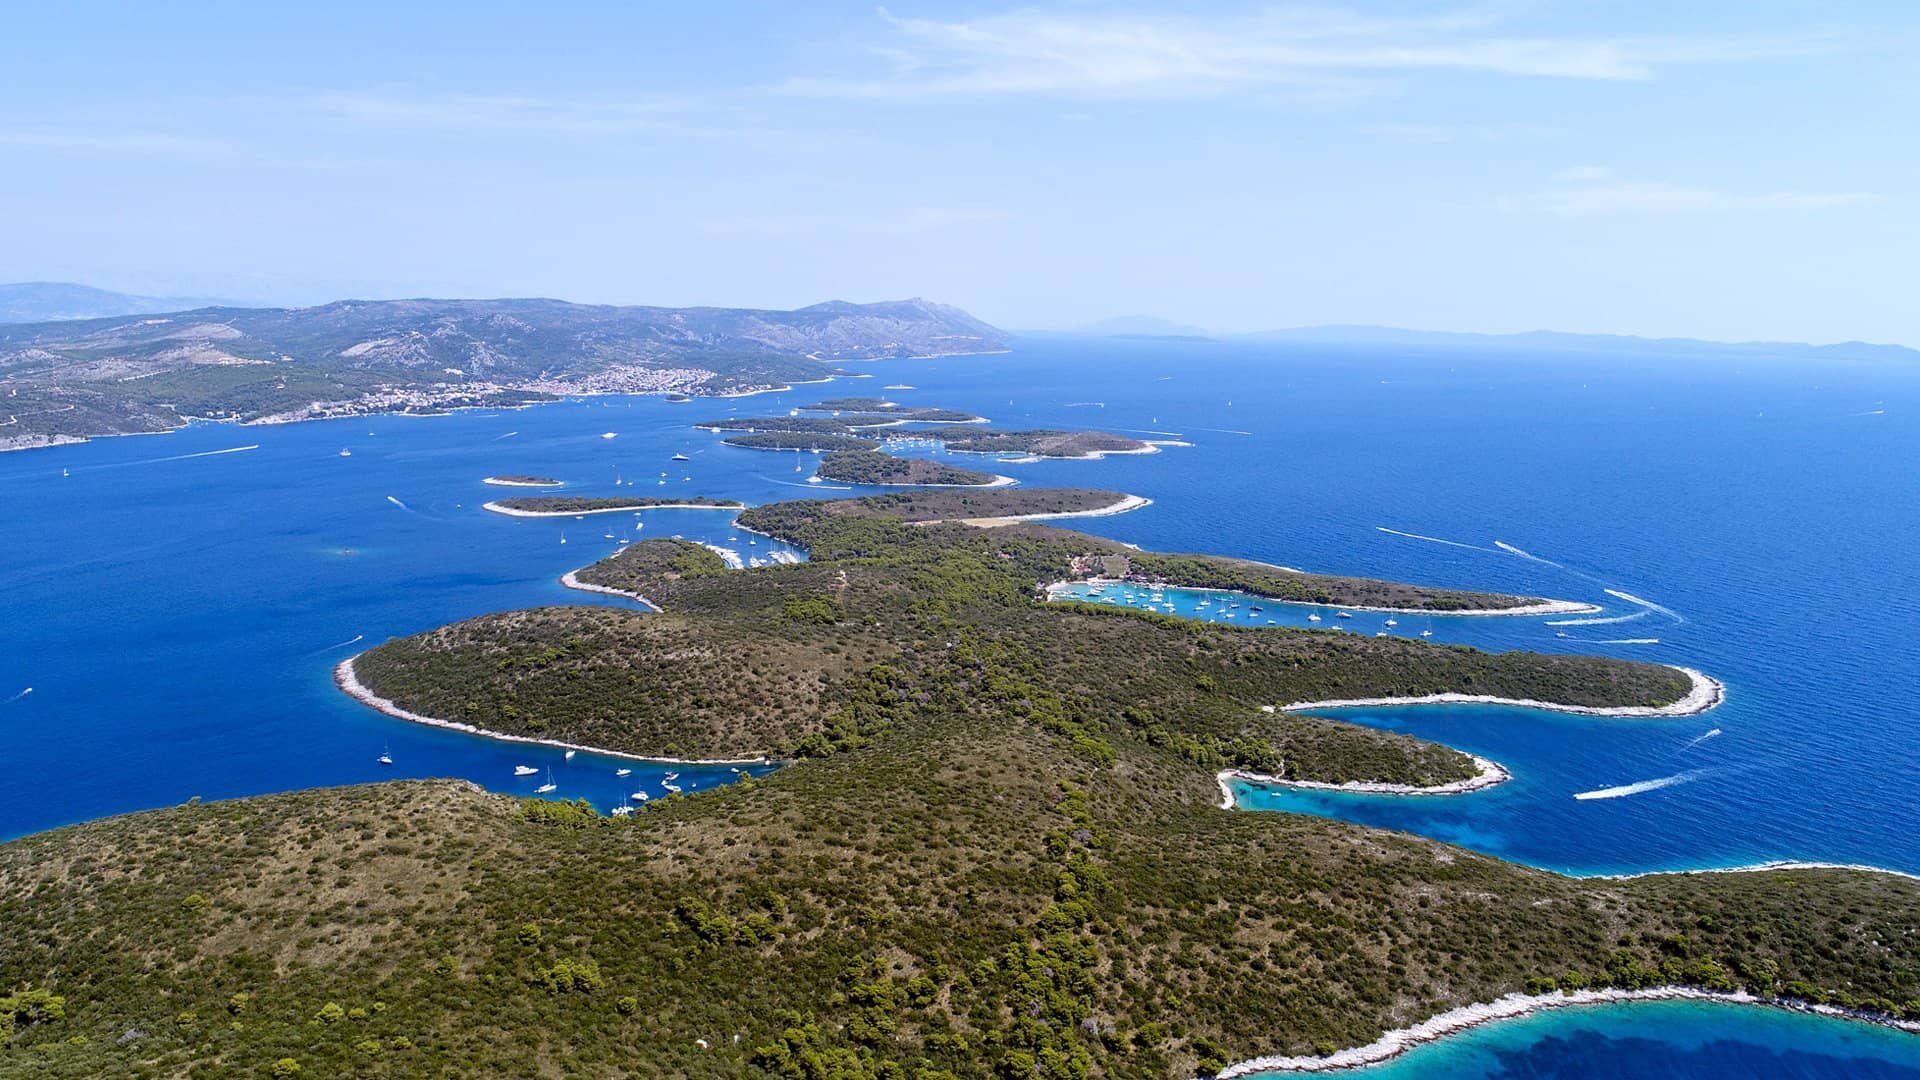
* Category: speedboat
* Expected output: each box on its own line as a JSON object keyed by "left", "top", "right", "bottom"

{"left": 671, "top": 453, "right": 690, "bottom": 461}
{"left": 513, "top": 765, "right": 539, "bottom": 777}
{"left": 615, "top": 768, "right": 631, "bottom": 777}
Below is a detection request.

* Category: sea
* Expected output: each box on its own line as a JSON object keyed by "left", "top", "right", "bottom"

{"left": 3, "top": 333, "right": 1917, "bottom": 1074}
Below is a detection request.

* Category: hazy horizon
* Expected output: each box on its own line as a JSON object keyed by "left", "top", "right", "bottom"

{"left": 3, "top": 3, "right": 1913, "bottom": 343}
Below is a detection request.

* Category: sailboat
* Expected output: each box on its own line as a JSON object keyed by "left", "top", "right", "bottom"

{"left": 376, "top": 743, "right": 392, "bottom": 766}
{"left": 559, "top": 530, "right": 567, "bottom": 545}
{"left": 535, "top": 769, "right": 557, "bottom": 794}
{"left": 564, "top": 749, "right": 576, "bottom": 760}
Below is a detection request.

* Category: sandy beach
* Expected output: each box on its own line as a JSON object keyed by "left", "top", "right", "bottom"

{"left": 335, "top": 654, "right": 767, "bottom": 766}
{"left": 481, "top": 500, "right": 744, "bottom": 518}
{"left": 1281, "top": 665, "right": 1725, "bottom": 718}
{"left": 1216, "top": 755, "right": 1511, "bottom": 808}
{"left": 1213, "top": 986, "right": 1920, "bottom": 1077}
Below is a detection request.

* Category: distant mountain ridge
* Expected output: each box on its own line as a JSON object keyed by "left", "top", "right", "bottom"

{"left": 0, "top": 293, "right": 1008, "bottom": 451}
{"left": 1245, "top": 324, "right": 1917, "bottom": 362}
{"left": 0, "top": 281, "right": 243, "bottom": 323}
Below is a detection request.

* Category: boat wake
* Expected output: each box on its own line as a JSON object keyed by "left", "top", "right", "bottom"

{"left": 493, "top": 430, "right": 519, "bottom": 440}
{"left": 1604, "top": 588, "right": 1685, "bottom": 624}
{"left": 1190, "top": 426, "right": 1253, "bottom": 436}
{"left": 1546, "top": 611, "right": 1649, "bottom": 627}
{"left": 1063, "top": 401, "right": 1105, "bottom": 408}
{"left": 1683, "top": 728, "right": 1723, "bottom": 750}
{"left": 1377, "top": 527, "right": 1493, "bottom": 552}
{"left": 87, "top": 444, "right": 261, "bottom": 471}
{"left": 305, "top": 634, "right": 365, "bottom": 656}
{"left": 1574, "top": 768, "right": 1713, "bottom": 801}
{"left": 1495, "top": 540, "right": 1563, "bottom": 567}
{"left": 1596, "top": 637, "right": 1661, "bottom": 645}
{"left": 385, "top": 495, "right": 409, "bottom": 509}
{"left": 2, "top": 687, "right": 30, "bottom": 705}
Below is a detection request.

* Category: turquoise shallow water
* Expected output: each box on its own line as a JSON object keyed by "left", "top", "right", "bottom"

{"left": 3, "top": 335, "right": 1917, "bottom": 1072}
{"left": 1236, "top": 1000, "right": 1920, "bottom": 1078}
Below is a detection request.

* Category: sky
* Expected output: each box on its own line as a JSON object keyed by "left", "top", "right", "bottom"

{"left": 1, "top": 2, "right": 1914, "bottom": 343}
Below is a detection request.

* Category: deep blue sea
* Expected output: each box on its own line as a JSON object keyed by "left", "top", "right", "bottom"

{"left": 3, "top": 334, "right": 1916, "bottom": 1074}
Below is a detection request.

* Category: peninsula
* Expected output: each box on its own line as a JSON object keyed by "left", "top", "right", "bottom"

{"left": 2, "top": 488, "right": 1914, "bottom": 1080}
{"left": 482, "top": 495, "right": 744, "bottom": 517}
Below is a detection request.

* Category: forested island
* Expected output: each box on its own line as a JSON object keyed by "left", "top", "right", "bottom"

{"left": 941, "top": 429, "right": 1153, "bottom": 458}
{"left": 482, "top": 474, "right": 562, "bottom": 487}
{"left": 483, "top": 496, "right": 744, "bottom": 517}
{"left": 3, "top": 489, "right": 1914, "bottom": 1078}
{"left": 815, "top": 449, "right": 1007, "bottom": 487}
{"left": 722, "top": 432, "right": 881, "bottom": 453}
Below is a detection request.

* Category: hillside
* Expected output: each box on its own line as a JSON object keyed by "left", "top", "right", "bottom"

{"left": 3, "top": 494, "right": 1916, "bottom": 1077}
{"left": 0, "top": 281, "right": 241, "bottom": 323}
{"left": 0, "top": 297, "right": 1007, "bottom": 450}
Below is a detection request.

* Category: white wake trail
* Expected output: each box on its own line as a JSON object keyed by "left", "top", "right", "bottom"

{"left": 88, "top": 444, "right": 260, "bottom": 471}
{"left": 2, "top": 687, "right": 31, "bottom": 705}
{"left": 1546, "top": 611, "right": 1648, "bottom": 627}
{"left": 1377, "top": 527, "right": 1493, "bottom": 553}
{"left": 1605, "top": 588, "right": 1685, "bottom": 624}
{"left": 386, "top": 495, "right": 408, "bottom": 509}
{"left": 1190, "top": 426, "right": 1253, "bottom": 436}
{"left": 493, "top": 430, "right": 519, "bottom": 440}
{"left": 1682, "top": 728, "right": 1723, "bottom": 750}
{"left": 1596, "top": 638, "right": 1660, "bottom": 645}
{"left": 1574, "top": 768, "right": 1713, "bottom": 801}
{"left": 305, "top": 634, "right": 365, "bottom": 656}
{"left": 1495, "top": 540, "right": 1563, "bottom": 568}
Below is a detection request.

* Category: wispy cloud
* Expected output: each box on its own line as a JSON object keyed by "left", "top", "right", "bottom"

{"left": 0, "top": 129, "right": 243, "bottom": 157}
{"left": 1507, "top": 168, "right": 1876, "bottom": 216}
{"left": 778, "top": 6, "right": 1818, "bottom": 101}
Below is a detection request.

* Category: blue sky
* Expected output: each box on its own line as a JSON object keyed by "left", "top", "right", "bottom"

{"left": 2, "top": 2, "right": 1913, "bottom": 342}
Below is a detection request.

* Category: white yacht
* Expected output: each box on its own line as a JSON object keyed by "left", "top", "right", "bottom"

{"left": 513, "top": 765, "right": 539, "bottom": 777}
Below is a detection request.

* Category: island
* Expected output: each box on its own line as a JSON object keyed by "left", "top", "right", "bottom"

{"left": 940, "top": 428, "right": 1156, "bottom": 458}
{"left": 2, "top": 487, "right": 1914, "bottom": 1079}
{"left": 482, "top": 495, "right": 745, "bottom": 517}
{"left": 481, "top": 474, "right": 563, "bottom": 488}
{"left": 721, "top": 432, "right": 881, "bottom": 453}
{"left": 814, "top": 449, "right": 1012, "bottom": 487}
{"left": 794, "top": 398, "right": 986, "bottom": 423}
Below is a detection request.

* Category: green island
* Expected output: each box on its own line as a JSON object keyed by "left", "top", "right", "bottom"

{"left": 723, "top": 432, "right": 883, "bottom": 453}
{"left": 816, "top": 449, "right": 1007, "bottom": 487}
{"left": 698, "top": 415, "right": 901, "bottom": 435}
{"left": 482, "top": 474, "right": 563, "bottom": 487}
{"left": 3, "top": 488, "right": 1915, "bottom": 1079}
{"left": 483, "top": 496, "right": 745, "bottom": 517}
{"left": 941, "top": 429, "right": 1153, "bottom": 458}
{"left": 796, "top": 398, "right": 986, "bottom": 423}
